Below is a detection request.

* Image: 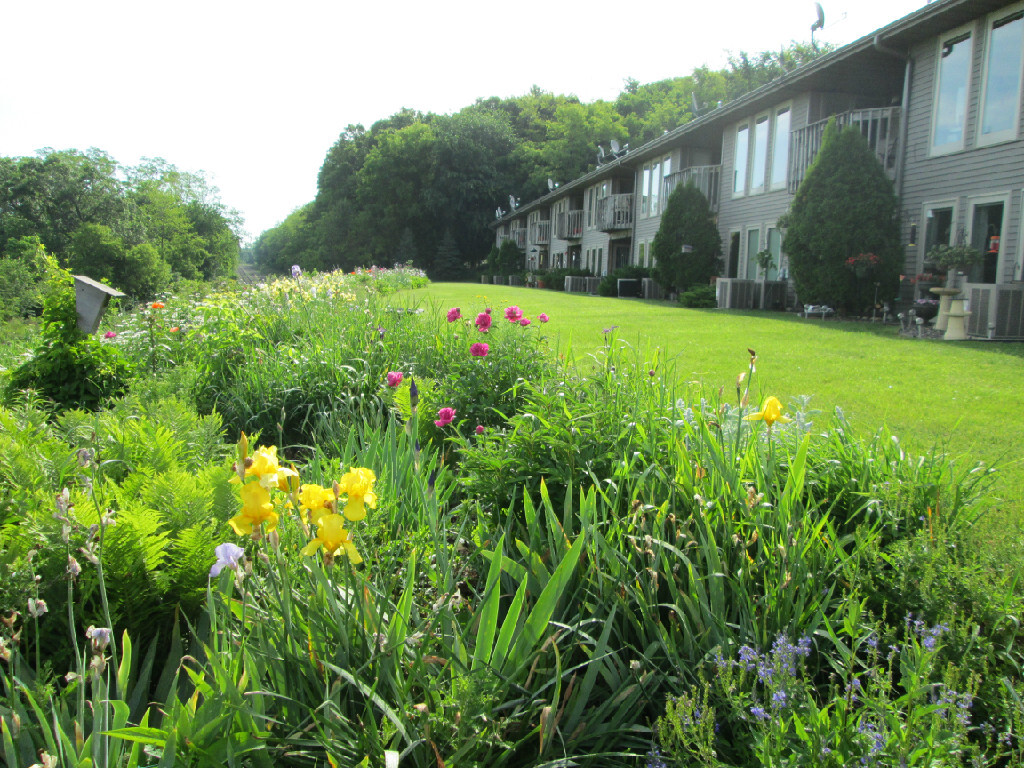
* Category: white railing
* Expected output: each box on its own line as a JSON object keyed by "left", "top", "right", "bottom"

{"left": 554, "top": 210, "right": 584, "bottom": 240}
{"left": 528, "top": 220, "right": 551, "bottom": 245}
{"left": 663, "top": 165, "right": 722, "bottom": 212}
{"left": 597, "top": 193, "right": 634, "bottom": 231}
{"left": 788, "top": 107, "right": 902, "bottom": 193}
{"left": 511, "top": 227, "right": 527, "bottom": 249}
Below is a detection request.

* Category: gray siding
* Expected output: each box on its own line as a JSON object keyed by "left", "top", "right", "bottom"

{"left": 900, "top": 8, "right": 1024, "bottom": 286}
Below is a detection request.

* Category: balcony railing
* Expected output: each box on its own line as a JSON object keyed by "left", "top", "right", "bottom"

{"left": 528, "top": 220, "right": 551, "bottom": 245}
{"left": 510, "top": 227, "right": 527, "bottom": 250}
{"left": 554, "top": 210, "right": 584, "bottom": 240}
{"left": 663, "top": 165, "right": 722, "bottom": 213}
{"left": 788, "top": 107, "right": 902, "bottom": 193}
{"left": 597, "top": 193, "right": 634, "bottom": 231}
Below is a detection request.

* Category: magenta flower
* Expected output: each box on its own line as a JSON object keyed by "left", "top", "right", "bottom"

{"left": 484, "top": 307, "right": 492, "bottom": 315}
{"left": 519, "top": 318, "right": 531, "bottom": 327}
{"left": 103, "top": 331, "right": 117, "bottom": 339}
{"left": 386, "top": 371, "right": 404, "bottom": 387}
{"left": 538, "top": 313, "right": 549, "bottom": 323}
{"left": 475, "top": 425, "right": 485, "bottom": 435}
{"left": 475, "top": 312, "right": 493, "bottom": 333}
{"left": 446, "top": 307, "right": 462, "bottom": 322}
{"left": 504, "top": 305, "right": 523, "bottom": 323}
{"left": 434, "top": 407, "right": 456, "bottom": 428}
{"left": 470, "top": 342, "right": 489, "bottom": 357}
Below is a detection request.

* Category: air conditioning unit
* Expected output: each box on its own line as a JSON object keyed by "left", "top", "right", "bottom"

{"left": 642, "top": 278, "right": 664, "bottom": 300}
{"left": 716, "top": 278, "right": 758, "bottom": 309}
{"left": 760, "top": 281, "right": 789, "bottom": 310}
{"left": 966, "top": 282, "right": 1024, "bottom": 340}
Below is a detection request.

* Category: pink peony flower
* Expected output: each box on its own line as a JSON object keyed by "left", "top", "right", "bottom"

{"left": 519, "top": 318, "right": 531, "bottom": 327}
{"left": 103, "top": 331, "right": 117, "bottom": 339}
{"left": 475, "top": 312, "right": 493, "bottom": 333}
{"left": 446, "top": 307, "right": 462, "bottom": 322}
{"left": 504, "top": 306, "right": 523, "bottom": 323}
{"left": 434, "top": 407, "right": 456, "bottom": 428}
{"left": 538, "top": 313, "right": 549, "bottom": 323}
{"left": 475, "top": 425, "right": 485, "bottom": 435}
{"left": 386, "top": 371, "right": 404, "bottom": 387}
{"left": 470, "top": 342, "right": 489, "bottom": 357}
{"left": 484, "top": 307, "right": 492, "bottom": 315}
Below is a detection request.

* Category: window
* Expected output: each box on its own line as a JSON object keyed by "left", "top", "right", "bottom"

{"left": 734, "top": 124, "right": 750, "bottom": 195}
{"left": 750, "top": 116, "right": 769, "bottom": 192}
{"left": 637, "top": 242, "right": 646, "bottom": 267}
{"left": 745, "top": 229, "right": 760, "bottom": 279}
{"left": 968, "top": 199, "right": 1005, "bottom": 283}
{"left": 660, "top": 157, "right": 672, "bottom": 213}
{"left": 641, "top": 168, "right": 651, "bottom": 215}
{"left": 979, "top": 7, "right": 1024, "bottom": 145}
{"left": 649, "top": 161, "right": 661, "bottom": 216}
{"left": 923, "top": 205, "right": 955, "bottom": 255}
{"left": 932, "top": 29, "right": 973, "bottom": 153}
{"left": 770, "top": 108, "right": 791, "bottom": 190}
{"left": 766, "top": 228, "right": 783, "bottom": 281}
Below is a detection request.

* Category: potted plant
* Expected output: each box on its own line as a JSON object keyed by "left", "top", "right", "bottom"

{"left": 926, "top": 243, "right": 983, "bottom": 288}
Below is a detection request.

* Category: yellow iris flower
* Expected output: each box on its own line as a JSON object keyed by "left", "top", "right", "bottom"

{"left": 337, "top": 467, "right": 377, "bottom": 522}
{"left": 301, "top": 513, "right": 363, "bottom": 564}
{"left": 743, "top": 396, "right": 793, "bottom": 427}
{"left": 298, "top": 483, "right": 337, "bottom": 524}
{"left": 228, "top": 482, "right": 279, "bottom": 535}
{"left": 229, "top": 445, "right": 298, "bottom": 491}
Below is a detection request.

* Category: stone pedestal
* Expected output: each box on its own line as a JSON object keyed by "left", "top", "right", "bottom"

{"left": 930, "top": 286, "right": 961, "bottom": 332}
{"left": 944, "top": 298, "right": 970, "bottom": 341}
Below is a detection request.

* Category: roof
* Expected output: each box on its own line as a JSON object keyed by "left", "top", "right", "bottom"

{"left": 493, "top": 0, "right": 1010, "bottom": 227}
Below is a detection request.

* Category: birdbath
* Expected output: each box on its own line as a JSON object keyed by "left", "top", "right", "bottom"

{"left": 930, "top": 286, "right": 961, "bottom": 332}
{"left": 944, "top": 298, "right": 971, "bottom": 341}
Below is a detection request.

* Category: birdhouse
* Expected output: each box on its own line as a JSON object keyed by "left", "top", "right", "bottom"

{"left": 73, "top": 276, "right": 125, "bottom": 334}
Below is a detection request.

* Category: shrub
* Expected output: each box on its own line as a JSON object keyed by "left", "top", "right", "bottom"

{"left": 782, "top": 122, "right": 901, "bottom": 314}
{"left": 678, "top": 283, "right": 717, "bottom": 307}
{"left": 651, "top": 182, "right": 721, "bottom": 293}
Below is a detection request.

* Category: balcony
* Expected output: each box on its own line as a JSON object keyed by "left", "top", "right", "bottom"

{"left": 528, "top": 220, "right": 551, "bottom": 245}
{"left": 788, "top": 107, "right": 902, "bottom": 193}
{"left": 663, "top": 165, "right": 722, "bottom": 213}
{"left": 597, "top": 193, "right": 634, "bottom": 232}
{"left": 554, "top": 210, "right": 584, "bottom": 240}
{"left": 510, "top": 227, "right": 527, "bottom": 250}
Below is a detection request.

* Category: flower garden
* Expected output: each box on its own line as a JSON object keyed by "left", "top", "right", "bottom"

{"left": 1, "top": 265, "right": 1023, "bottom": 767}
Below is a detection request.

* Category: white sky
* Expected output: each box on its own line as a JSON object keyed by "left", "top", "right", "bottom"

{"left": 1, "top": 0, "right": 926, "bottom": 241}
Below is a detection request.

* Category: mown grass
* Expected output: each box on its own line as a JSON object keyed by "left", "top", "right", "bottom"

{"left": 392, "top": 283, "right": 1024, "bottom": 521}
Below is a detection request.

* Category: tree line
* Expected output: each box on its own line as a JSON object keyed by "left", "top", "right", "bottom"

{"left": 0, "top": 149, "right": 241, "bottom": 317}
{"left": 255, "top": 43, "right": 830, "bottom": 278}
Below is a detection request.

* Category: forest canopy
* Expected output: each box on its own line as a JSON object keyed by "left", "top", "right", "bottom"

{"left": 254, "top": 42, "right": 829, "bottom": 278}
{"left": 0, "top": 148, "right": 242, "bottom": 310}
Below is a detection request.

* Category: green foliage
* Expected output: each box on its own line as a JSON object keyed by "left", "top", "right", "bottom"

{"left": 651, "top": 182, "right": 722, "bottom": 292}
{"left": 5, "top": 269, "right": 131, "bottom": 411}
{"left": 431, "top": 229, "right": 464, "bottom": 281}
{"left": 489, "top": 238, "right": 523, "bottom": 275}
{"left": 782, "top": 122, "right": 902, "bottom": 313}
{"left": 679, "top": 283, "right": 717, "bottom": 307}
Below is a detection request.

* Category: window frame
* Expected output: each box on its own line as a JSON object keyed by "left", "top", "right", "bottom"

{"left": 919, "top": 199, "right": 960, "bottom": 272}
{"left": 930, "top": 23, "right": 975, "bottom": 156}
{"left": 977, "top": 3, "right": 1024, "bottom": 147}
{"left": 749, "top": 113, "right": 771, "bottom": 194}
{"left": 733, "top": 122, "right": 751, "bottom": 197}
{"left": 965, "top": 191, "right": 1011, "bottom": 284}
{"left": 769, "top": 105, "right": 792, "bottom": 191}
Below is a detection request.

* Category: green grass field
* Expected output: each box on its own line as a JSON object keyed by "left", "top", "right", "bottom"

{"left": 393, "top": 283, "right": 1024, "bottom": 519}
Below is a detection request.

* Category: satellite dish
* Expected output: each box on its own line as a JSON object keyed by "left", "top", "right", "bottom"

{"left": 509, "top": 194, "right": 517, "bottom": 210}
{"left": 811, "top": 2, "right": 825, "bottom": 37}
{"left": 547, "top": 178, "right": 555, "bottom": 191}
{"left": 610, "top": 139, "right": 621, "bottom": 154}
{"left": 691, "top": 92, "right": 702, "bottom": 116}
{"left": 596, "top": 145, "right": 607, "bottom": 164}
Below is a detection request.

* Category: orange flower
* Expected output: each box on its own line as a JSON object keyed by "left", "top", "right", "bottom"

{"left": 151, "top": 302, "right": 165, "bottom": 309}
{"left": 170, "top": 326, "right": 179, "bottom": 332}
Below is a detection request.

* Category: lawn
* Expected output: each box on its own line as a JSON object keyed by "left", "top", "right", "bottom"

{"left": 393, "top": 283, "right": 1024, "bottom": 518}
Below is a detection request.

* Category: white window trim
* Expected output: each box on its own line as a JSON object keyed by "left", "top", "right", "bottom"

{"left": 749, "top": 112, "right": 771, "bottom": 195}
{"left": 977, "top": 2, "right": 1024, "bottom": 148}
{"left": 733, "top": 122, "right": 751, "bottom": 198}
{"left": 769, "top": 104, "right": 793, "bottom": 192}
{"left": 766, "top": 224, "right": 785, "bottom": 280}
{"left": 965, "top": 191, "right": 1012, "bottom": 282}
{"left": 930, "top": 23, "right": 975, "bottom": 157}
{"left": 919, "top": 199, "right": 960, "bottom": 270}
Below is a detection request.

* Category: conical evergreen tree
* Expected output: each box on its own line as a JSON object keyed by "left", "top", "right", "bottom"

{"left": 781, "top": 121, "right": 901, "bottom": 313}
{"left": 431, "top": 229, "right": 464, "bottom": 281}
{"left": 651, "top": 182, "right": 721, "bottom": 293}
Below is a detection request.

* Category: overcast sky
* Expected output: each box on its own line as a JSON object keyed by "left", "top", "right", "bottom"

{"left": 2, "top": 0, "right": 926, "bottom": 241}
